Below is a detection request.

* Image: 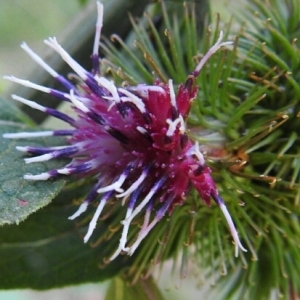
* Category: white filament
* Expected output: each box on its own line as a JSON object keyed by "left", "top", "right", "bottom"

{"left": 68, "top": 202, "right": 89, "bottom": 220}
{"left": 219, "top": 203, "right": 247, "bottom": 257}
{"left": 135, "top": 84, "right": 166, "bottom": 98}
{"left": 97, "top": 173, "right": 127, "bottom": 194}
{"left": 95, "top": 76, "right": 120, "bottom": 102}
{"left": 24, "top": 172, "right": 51, "bottom": 181}
{"left": 110, "top": 182, "right": 161, "bottom": 261}
{"left": 84, "top": 200, "right": 107, "bottom": 243}
{"left": 118, "top": 88, "right": 146, "bottom": 113}
{"left": 3, "top": 131, "right": 54, "bottom": 138}
{"left": 136, "top": 126, "right": 147, "bottom": 135}
{"left": 166, "top": 117, "right": 182, "bottom": 136}
{"left": 21, "top": 42, "right": 59, "bottom": 78}
{"left": 67, "top": 90, "right": 90, "bottom": 113}
{"left": 116, "top": 170, "right": 147, "bottom": 199}
{"left": 168, "top": 79, "right": 177, "bottom": 109}
{"left": 44, "top": 37, "right": 88, "bottom": 80}
{"left": 109, "top": 207, "right": 133, "bottom": 261}
{"left": 11, "top": 94, "right": 46, "bottom": 112}
{"left": 93, "top": 2, "right": 104, "bottom": 56}
{"left": 190, "top": 141, "right": 205, "bottom": 165}
{"left": 194, "top": 31, "right": 233, "bottom": 74}
{"left": 16, "top": 145, "right": 70, "bottom": 153}
{"left": 25, "top": 153, "right": 53, "bottom": 164}
{"left": 3, "top": 76, "right": 51, "bottom": 93}
{"left": 128, "top": 218, "right": 158, "bottom": 256}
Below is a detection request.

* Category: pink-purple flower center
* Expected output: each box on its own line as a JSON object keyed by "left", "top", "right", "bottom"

{"left": 3, "top": 1, "right": 247, "bottom": 259}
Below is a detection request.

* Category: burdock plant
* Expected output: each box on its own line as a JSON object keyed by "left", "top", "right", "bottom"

{"left": 0, "top": 0, "right": 299, "bottom": 299}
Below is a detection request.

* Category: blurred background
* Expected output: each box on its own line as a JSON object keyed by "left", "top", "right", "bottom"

{"left": 0, "top": 0, "right": 82, "bottom": 92}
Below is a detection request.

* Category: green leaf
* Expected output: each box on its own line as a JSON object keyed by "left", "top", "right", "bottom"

{"left": 0, "top": 123, "right": 66, "bottom": 225}
{"left": 104, "top": 276, "right": 165, "bottom": 300}
{"left": 0, "top": 190, "right": 130, "bottom": 289}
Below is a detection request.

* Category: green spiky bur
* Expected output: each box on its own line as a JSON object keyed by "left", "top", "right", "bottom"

{"left": 101, "top": 1, "right": 300, "bottom": 298}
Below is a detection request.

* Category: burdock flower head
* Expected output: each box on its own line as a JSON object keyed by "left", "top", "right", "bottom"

{"left": 3, "top": 1, "right": 246, "bottom": 260}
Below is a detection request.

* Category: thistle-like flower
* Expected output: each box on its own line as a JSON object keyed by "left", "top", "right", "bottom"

{"left": 3, "top": 2, "right": 246, "bottom": 259}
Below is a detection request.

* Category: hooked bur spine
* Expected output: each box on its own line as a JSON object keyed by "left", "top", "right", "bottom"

{"left": 3, "top": 1, "right": 246, "bottom": 260}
